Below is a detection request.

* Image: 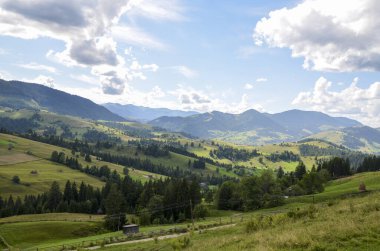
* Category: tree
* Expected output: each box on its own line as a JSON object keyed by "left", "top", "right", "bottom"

{"left": 277, "top": 167, "right": 284, "bottom": 179}
{"left": 63, "top": 180, "right": 73, "bottom": 202}
{"left": 12, "top": 176, "right": 20, "bottom": 184}
{"left": 194, "top": 204, "right": 209, "bottom": 219}
{"left": 104, "top": 184, "right": 126, "bottom": 231}
{"left": 294, "top": 161, "right": 307, "bottom": 180}
{"left": 46, "top": 181, "right": 62, "bottom": 211}
{"left": 85, "top": 153, "right": 92, "bottom": 163}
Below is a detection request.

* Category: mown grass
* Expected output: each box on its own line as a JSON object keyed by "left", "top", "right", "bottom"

{"left": 0, "top": 213, "right": 104, "bottom": 224}
{"left": 0, "top": 221, "right": 104, "bottom": 249}
{"left": 0, "top": 159, "right": 104, "bottom": 197}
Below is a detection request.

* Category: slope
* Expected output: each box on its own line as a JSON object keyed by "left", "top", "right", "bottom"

{"left": 0, "top": 79, "right": 124, "bottom": 121}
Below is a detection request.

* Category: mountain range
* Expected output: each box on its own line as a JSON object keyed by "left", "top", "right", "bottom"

{"left": 0, "top": 79, "right": 125, "bottom": 121}
{"left": 103, "top": 103, "right": 198, "bottom": 122}
{"left": 149, "top": 109, "right": 362, "bottom": 145}
{"left": 1, "top": 79, "right": 380, "bottom": 152}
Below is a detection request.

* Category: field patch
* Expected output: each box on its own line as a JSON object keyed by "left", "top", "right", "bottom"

{"left": 0, "top": 153, "right": 39, "bottom": 165}
{"left": 0, "top": 159, "right": 104, "bottom": 197}
{"left": 0, "top": 221, "right": 104, "bottom": 249}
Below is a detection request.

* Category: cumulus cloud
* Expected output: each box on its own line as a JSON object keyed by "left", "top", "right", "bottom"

{"left": 254, "top": 0, "right": 380, "bottom": 72}
{"left": 171, "top": 86, "right": 263, "bottom": 114}
{"left": 16, "top": 62, "right": 57, "bottom": 73}
{"left": 0, "top": 0, "right": 184, "bottom": 94}
{"left": 292, "top": 77, "right": 380, "bottom": 126}
{"left": 22, "top": 75, "right": 55, "bottom": 88}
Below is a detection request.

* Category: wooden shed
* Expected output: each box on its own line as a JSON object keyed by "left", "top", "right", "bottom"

{"left": 123, "top": 224, "right": 139, "bottom": 235}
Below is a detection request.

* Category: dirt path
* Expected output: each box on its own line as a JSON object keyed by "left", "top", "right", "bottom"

{"left": 87, "top": 224, "right": 237, "bottom": 250}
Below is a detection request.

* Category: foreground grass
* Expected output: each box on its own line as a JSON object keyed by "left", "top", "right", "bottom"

{"left": 103, "top": 191, "right": 380, "bottom": 251}
{"left": 287, "top": 172, "right": 380, "bottom": 204}
{"left": 0, "top": 221, "right": 104, "bottom": 249}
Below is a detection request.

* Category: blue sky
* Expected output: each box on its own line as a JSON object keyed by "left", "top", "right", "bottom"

{"left": 0, "top": 0, "right": 379, "bottom": 126}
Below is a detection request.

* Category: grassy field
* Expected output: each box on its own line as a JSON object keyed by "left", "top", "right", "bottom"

{"left": 0, "top": 221, "right": 104, "bottom": 249}
{"left": 0, "top": 159, "right": 105, "bottom": 197}
{"left": 103, "top": 191, "right": 380, "bottom": 251}
{"left": 1, "top": 171, "right": 380, "bottom": 250}
{"left": 0, "top": 133, "right": 164, "bottom": 184}
{"left": 287, "top": 171, "right": 380, "bottom": 204}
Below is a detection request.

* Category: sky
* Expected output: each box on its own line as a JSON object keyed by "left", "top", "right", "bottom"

{"left": 0, "top": 0, "right": 379, "bottom": 126}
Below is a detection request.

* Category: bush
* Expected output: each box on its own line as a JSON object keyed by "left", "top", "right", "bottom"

{"left": 12, "top": 175, "right": 20, "bottom": 184}
{"left": 194, "top": 204, "right": 210, "bottom": 220}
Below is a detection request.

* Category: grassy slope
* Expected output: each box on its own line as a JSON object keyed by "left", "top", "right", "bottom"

{"left": 2, "top": 171, "right": 379, "bottom": 250}
{"left": 102, "top": 172, "right": 380, "bottom": 251}
{"left": 0, "top": 159, "right": 104, "bottom": 197}
{"left": 110, "top": 191, "right": 380, "bottom": 251}
{"left": 0, "top": 221, "right": 103, "bottom": 249}
{"left": 0, "top": 134, "right": 167, "bottom": 197}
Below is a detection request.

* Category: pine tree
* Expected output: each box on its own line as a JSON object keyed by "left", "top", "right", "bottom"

{"left": 46, "top": 181, "right": 62, "bottom": 211}
{"left": 104, "top": 184, "right": 126, "bottom": 231}
{"left": 295, "top": 161, "right": 307, "bottom": 180}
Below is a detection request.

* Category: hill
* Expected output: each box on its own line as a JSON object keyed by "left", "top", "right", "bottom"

{"left": 0, "top": 79, "right": 124, "bottom": 121}
{"left": 306, "top": 126, "right": 380, "bottom": 153}
{"left": 0, "top": 133, "right": 165, "bottom": 197}
{"left": 150, "top": 109, "right": 362, "bottom": 145}
{"left": 103, "top": 103, "right": 198, "bottom": 122}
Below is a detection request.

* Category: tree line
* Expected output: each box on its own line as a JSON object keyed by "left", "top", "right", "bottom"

{"left": 0, "top": 174, "right": 202, "bottom": 231}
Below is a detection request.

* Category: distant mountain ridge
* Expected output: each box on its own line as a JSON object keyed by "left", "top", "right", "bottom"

{"left": 0, "top": 79, "right": 125, "bottom": 121}
{"left": 306, "top": 126, "right": 380, "bottom": 153}
{"left": 149, "top": 109, "right": 363, "bottom": 145}
{"left": 103, "top": 103, "right": 198, "bottom": 122}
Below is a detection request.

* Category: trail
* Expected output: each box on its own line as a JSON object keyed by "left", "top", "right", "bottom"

{"left": 86, "top": 223, "right": 237, "bottom": 250}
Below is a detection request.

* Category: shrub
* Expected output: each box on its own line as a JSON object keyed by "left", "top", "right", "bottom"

{"left": 12, "top": 175, "right": 20, "bottom": 184}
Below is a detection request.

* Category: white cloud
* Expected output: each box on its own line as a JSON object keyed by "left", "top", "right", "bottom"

{"left": 171, "top": 65, "right": 198, "bottom": 78}
{"left": 0, "top": 0, "right": 184, "bottom": 94}
{"left": 70, "top": 74, "right": 99, "bottom": 86}
{"left": 170, "top": 86, "right": 263, "bottom": 113}
{"left": 292, "top": 77, "right": 380, "bottom": 126}
{"left": 127, "top": 0, "right": 185, "bottom": 21}
{"left": 22, "top": 75, "right": 55, "bottom": 88}
{"left": 112, "top": 25, "right": 166, "bottom": 50}
{"left": 254, "top": 0, "right": 380, "bottom": 72}
{"left": 244, "top": 83, "right": 253, "bottom": 90}
{"left": 244, "top": 78, "right": 267, "bottom": 90}
{"left": 256, "top": 77, "right": 267, "bottom": 83}
{"left": 16, "top": 62, "right": 57, "bottom": 73}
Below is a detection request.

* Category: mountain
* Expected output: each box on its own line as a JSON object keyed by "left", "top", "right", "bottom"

{"left": 306, "top": 126, "right": 380, "bottom": 153}
{"left": 269, "top": 109, "right": 361, "bottom": 136}
{"left": 103, "top": 103, "right": 198, "bottom": 122}
{"left": 149, "top": 109, "right": 363, "bottom": 145}
{"left": 0, "top": 79, "right": 125, "bottom": 121}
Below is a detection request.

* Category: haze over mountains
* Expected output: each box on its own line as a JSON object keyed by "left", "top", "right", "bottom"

{"left": 149, "top": 109, "right": 362, "bottom": 145}
{"left": 1, "top": 79, "right": 380, "bottom": 152}
{"left": 103, "top": 103, "right": 198, "bottom": 122}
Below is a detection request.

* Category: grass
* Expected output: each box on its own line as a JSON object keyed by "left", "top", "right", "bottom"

{"left": 287, "top": 171, "right": 380, "bottom": 204}
{"left": 2, "top": 172, "right": 380, "bottom": 250}
{"left": 0, "top": 221, "right": 104, "bottom": 249}
{"left": 0, "top": 133, "right": 163, "bottom": 183}
{"left": 0, "top": 159, "right": 105, "bottom": 197}
{"left": 0, "top": 213, "right": 104, "bottom": 224}
{"left": 102, "top": 191, "right": 380, "bottom": 251}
